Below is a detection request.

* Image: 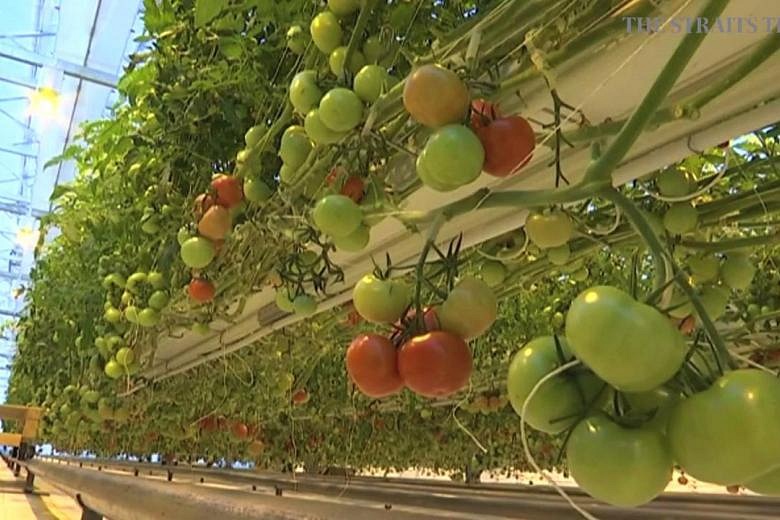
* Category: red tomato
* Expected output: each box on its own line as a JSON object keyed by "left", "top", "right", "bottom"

{"left": 231, "top": 421, "right": 249, "bottom": 440}
{"left": 188, "top": 279, "right": 216, "bottom": 303}
{"left": 211, "top": 174, "right": 244, "bottom": 208}
{"left": 470, "top": 99, "right": 499, "bottom": 129}
{"left": 346, "top": 334, "right": 404, "bottom": 398}
{"left": 474, "top": 116, "right": 535, "bottom": 177}
{"left": 340, "top": 175, "right": 364, "bottom": 203}
{"left": 194, "top": 193, "right": 216, "bottom": 219}
{"left": 397, "top": 331, "right": 472, "bottom": 398}
{"left": 292, "top": 388, "right": 310, "bottom": 405}
{"left": 198, "top": 415, "right": 218, "bottom": 432}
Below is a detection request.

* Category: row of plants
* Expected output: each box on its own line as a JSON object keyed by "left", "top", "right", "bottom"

{"left": 6, "top": 0, "right": 780, "bottom": 513}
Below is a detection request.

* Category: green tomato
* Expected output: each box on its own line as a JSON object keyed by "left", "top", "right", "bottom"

{"left": 480, "top": 260, "right": 507, "bottom": 288}
{"left": 82, "top": 390, "right": 100, "bottom": 404}
{"left": 547, "top": 243, "right": 571, "bottom": 266}
{"left": 180, "top": 237, "right": 216, "bottom": 269}
{"left": 289, "top": 70, "right": 323, "bottom": 115}
{"left": 310, "top": 11, "right": 342, "bottom": 54}
{"left": 245, "top": 125, "right": 264, "bottom": 148}
{"left": 177, "top": 227, "right": 192, "bottom": 246}
{"left": 304, "top": 109, "right": 347, "bottom": 145}
{"left": 565, "top": 286, "right": 687, "bottom": 392}
{"left": 148, "top": 271, "right": 165, "bottom": 289}
{"left": 104, "top": 307, "right": 121, "bottom": 324}
{"left": 720, "top": 253, "right": 755, "bottom": 290}
{"left": 137, "top": 308, "right": 161, "bottom": 328}
{"left": 279, "top": 163, "right": 296, "bottom": 184}
{"left": 120, "top": 291, "right": 133, "bottom": 305}
{"left": 293, "top": 294, "right": 317, "bottom": 316}
{"left": 362, "top": 35, "right": 386, "bottom": 63}
{"left": 275, "top": 289, "right": 295, "bottom": 313}
{"left": 312, "top": 194, "right": 363, "bottom": 238}
{"left": 572, "top": 267, "right": 589, "bottom": 282}
{"left": 328, "top": 0, "right": 359, "bottom": 16}
{"left": 332, "top": 224, "right": 370, "bottom": 252}
{"left": 329, "top": 46, "right": 365, "bottom": 77}
{"left": 668, "top": 369, "right": 780, "bottom": 484}
{"left": 115, "top": 347, "right": 135, "bottom": 367}
{"left": 286, "top": 25, "right": 309, "bottom": 55}
{"left": 746, "top": 466, "right": 780, "bottom": 496}
{"left": 104, "top": 359, "right": 123, "bottom": 379}
{"left": 698, "top": 285, "right": 729, "bottom": 321}
{"left": 243, "top": 176, "right": 272, "bottom": 203}
{"left": 126, "top": 271, "right": 147, "bottom": 293}
{"left": 506, "top": 336, "right": 605, "bottom": 434}
{"left": 318, "top": 88, "right": 364, "bottom": 132}
{"left": 124, "top": 305, "right": 139, "bottom": 324}
{"left": 438, "top": 276, "right": 497, "bottom": 340}
{"left": 416, "top": 154, "right": 461, "bottom": 192}
{"left": 525, "top": 211, "right": 574, "bottom": 249}
{"left": 192, "top": 322, "right": 210, "bottom": 335}
{"left": 279, "top": 125, "right": 313, "bottom": 169}
{"left": 687, "top": 255, "right": 719, "bottom": 284}
{"left": 567, "top": 413, "right": 673, "bottom": 507}
{"left": 141, "top": 218, "right": 160, "bottom": 234}
{"left": 416, "top": 125, "right": 484, "bottom": 191}
{"left": 353, "top": 65, "right": 389, "bottom": 103}
{"left": 655, "top": 168, "right": 697, "bottom": 197}
{"left": 663, "top": 203, "right": 698, "bottom": 234}
{"left": 352, "top": 274, "right": 410, "bottom": 324}
{"left": 148, "top": 290, "right": 170, "bottom": 310}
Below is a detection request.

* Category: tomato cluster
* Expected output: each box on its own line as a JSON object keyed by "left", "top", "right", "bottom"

{"left": 179, "top": 174, "right": 246, "bottom": 304}
{"left": 346, "top": 275, "right": 498, "bottom": 399}
{"left": 506, "top": 282, "right": 780, "bottom": 506}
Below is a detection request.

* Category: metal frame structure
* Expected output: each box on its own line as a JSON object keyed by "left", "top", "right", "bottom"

{"left": 4, "top": 455, "right": 780, "bottom": 519}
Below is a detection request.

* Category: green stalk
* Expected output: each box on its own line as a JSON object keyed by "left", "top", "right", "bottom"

{"left": 414, "top": 214, "right": 446, "bottom": 320}
{"left": 583, "top": 0, "right": 731, "bottom": 183}
{"left": 680, "top": 232, "right": 780, "bottom": 252}
{"left": 602, "top": 188, "right": 667, "bottom": 293}
{"left": 341, "top": 0, "right": 378, "bottom": 85}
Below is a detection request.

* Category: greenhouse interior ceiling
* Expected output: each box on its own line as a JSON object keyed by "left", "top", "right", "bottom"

{"left": 0, "top": 0, "right": 779, "bottom": 518}
{"left": 0, "top": 0, "right": 146, "bottom": 399}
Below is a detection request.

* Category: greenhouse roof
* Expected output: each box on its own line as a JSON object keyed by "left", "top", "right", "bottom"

{"left": 0, "top": 0, "right": 146, "bottom": 398}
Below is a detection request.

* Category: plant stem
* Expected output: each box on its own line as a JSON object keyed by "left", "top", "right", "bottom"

{"left": 414, "top": 214, "right": 446, "bottom": 319}
{"left": 680, "top": 231, "right": 780, "bottom": 252}
{"left": 341, "top": 0, "right": 378, "bottom": 85}
{"left": 582, "top": 0, "right": 731, "bottom": 183}
{"left": 602, "top": 188, "right": 668, "bottom": 293}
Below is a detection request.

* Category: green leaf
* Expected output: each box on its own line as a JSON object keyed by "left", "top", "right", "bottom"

{"left": 195, "top": 0, "right": 228, "bottom": 28}
{"left": 49, "top": 183, "right": 75, "bottom": 202}
{"left": 44, "top": 145, "right": 82, "bottom": 169}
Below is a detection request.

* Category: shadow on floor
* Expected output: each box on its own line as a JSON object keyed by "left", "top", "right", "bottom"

{"left": 23, "top": 491, "right": 64, "bottom": 520}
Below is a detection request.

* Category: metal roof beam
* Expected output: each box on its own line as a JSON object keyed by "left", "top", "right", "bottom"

{"left": 0, "top": 45, "right": 117, "bottom": 88}
{"left": 0, "top": 146, "right": 35, "bottom": 159}
{"left": 0, "top": 32, "right": 56, "bottom": 40}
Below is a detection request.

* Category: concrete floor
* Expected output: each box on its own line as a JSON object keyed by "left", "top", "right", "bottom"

{"left": 0, "top": 463, "right": 81, "bottom": 519}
